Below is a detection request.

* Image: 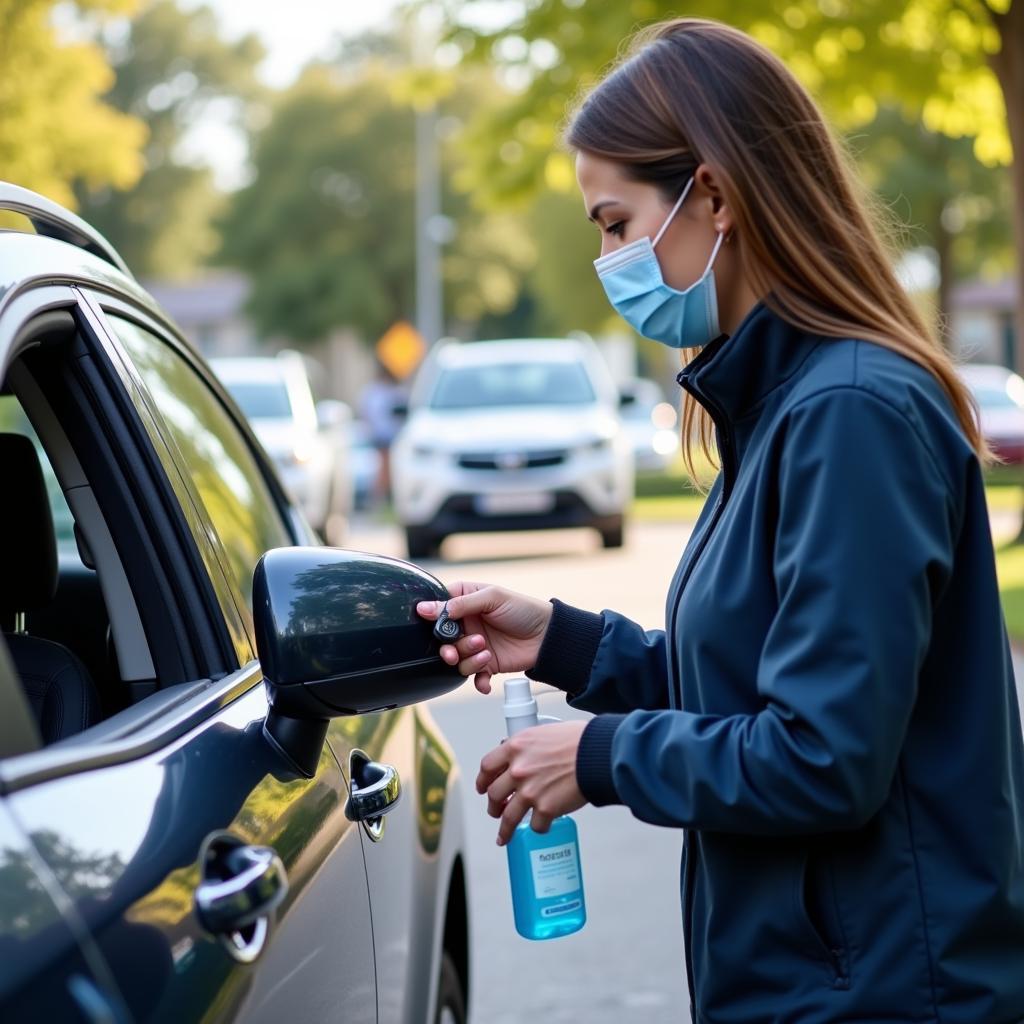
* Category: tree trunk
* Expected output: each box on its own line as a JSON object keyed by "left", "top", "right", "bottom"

{"left": 934, "top": 213, "right": 953, "bottom": 347}
{"left": 987, "top": 3, "right": 1024, "bottom": 542}
{"left": 988, "top": 3, "right": 1024, "bottom": 374}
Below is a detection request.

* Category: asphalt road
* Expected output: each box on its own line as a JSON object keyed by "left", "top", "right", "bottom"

{"left": 348, "top": 513, "right": 1024, "bottom": 1023}
{"left": 350, "top": 518, "right": 695, "bottom": 1023}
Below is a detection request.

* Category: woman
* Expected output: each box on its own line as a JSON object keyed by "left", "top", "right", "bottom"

{"left": 417, "top": 19, "right": 1024, "bottom": 1023}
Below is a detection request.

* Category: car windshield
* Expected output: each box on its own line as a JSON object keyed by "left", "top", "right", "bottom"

{"left": 972, "top": 386, "right": 1022, "bottom": 411}
{"left": 429, "top": 361, "right": 596, "bottom": 410}
{"left": 225, "top": 380, "right": 293, "bottom": 420}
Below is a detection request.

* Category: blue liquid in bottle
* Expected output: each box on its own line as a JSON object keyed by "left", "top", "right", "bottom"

{"left": 506, "top": 812, "right": 586, "bottom": 940}
{"left": 502, "top": 678, "right": 587, "bottom": 941}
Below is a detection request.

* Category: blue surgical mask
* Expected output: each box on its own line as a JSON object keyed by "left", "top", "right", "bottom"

{"left": 593, "top": 176, "right": 725, "bottom": 348}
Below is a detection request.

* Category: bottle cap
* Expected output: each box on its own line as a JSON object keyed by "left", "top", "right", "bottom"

{"left": 503, "top": 677, "right": 539, "bottom": 736}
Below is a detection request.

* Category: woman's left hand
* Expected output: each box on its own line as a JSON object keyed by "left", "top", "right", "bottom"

{"left": 476, "top": 720, "right": 589, "bottom": 845}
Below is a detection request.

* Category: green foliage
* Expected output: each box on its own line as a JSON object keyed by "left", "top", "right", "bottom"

{"left": 218, "top": 52, "right": 536, "bottom": 344}
{"left": 435, "top": 0, "right": 1011, "bottom": 205}
{"left": 75, "top": 0, "right": 266, "bottom": 278}
{"left": 0, "top": 0, "right": 146, "bottom": 209}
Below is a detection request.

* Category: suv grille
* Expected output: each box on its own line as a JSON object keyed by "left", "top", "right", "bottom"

{"left": 457, "top": 449, "right": 568, "bottom": 471}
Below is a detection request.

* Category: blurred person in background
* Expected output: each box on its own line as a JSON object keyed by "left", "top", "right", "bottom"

{"left": 359, "top": 361, "right": 404, "bottom": 506}
{"left": 418, "top": 18, "right": 1024, "bottom": 1024}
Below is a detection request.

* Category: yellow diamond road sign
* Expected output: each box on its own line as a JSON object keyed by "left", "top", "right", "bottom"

{"left": 376, "top": 321, "right": 426, "bottom": 380}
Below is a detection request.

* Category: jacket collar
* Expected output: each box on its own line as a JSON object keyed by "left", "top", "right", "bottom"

{"left": 676, "top": 300, "right": 824, "bottom": 425}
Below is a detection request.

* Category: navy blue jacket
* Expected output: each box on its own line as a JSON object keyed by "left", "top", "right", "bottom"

{"left": 528, "top": 303, "right": 1024, "bottom": 1023}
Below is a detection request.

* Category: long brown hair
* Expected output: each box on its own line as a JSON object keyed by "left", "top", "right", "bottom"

{"left": 565, "top": 18, "right": 988, "bottom": 478}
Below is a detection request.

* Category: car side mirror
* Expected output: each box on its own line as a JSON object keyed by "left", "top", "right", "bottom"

{"left": 253, "top": 547, "right": 461, "bottom": 776}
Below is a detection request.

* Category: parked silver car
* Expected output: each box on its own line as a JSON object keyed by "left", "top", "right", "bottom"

{"left": 211, "top": 352, "right": 353, "bottom": 545}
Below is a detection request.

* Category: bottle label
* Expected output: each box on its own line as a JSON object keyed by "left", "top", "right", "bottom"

{"left": 529, "top": 841, "right": 580, "bottom": 900}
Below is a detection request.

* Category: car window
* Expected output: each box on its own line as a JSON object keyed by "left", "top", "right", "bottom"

{"left": 0, "top": 396, "right": 74, "bottom": 549}
{"left": 429, "top": 361, "right": 596, "bottom": 410}
{"left": 222, "top": 380, "right": 293, "bottom": 420}
{"left": 106, "top": 316, "right": 292, "bottom": 619}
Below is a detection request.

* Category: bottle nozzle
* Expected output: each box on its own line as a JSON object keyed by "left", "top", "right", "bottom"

{"left": 503, "top": 677, "right": 539, "bottom": 737}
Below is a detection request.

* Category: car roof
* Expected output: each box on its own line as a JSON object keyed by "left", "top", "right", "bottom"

{"left": 0, "top": 230, "right": 194, "bottom": 380}
{"left": 433, "top": 338, "right": 596, "bottom": 368}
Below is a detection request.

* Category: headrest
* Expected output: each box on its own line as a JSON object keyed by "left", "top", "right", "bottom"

{"left": 0, "top": 434, "right": 58, "bottom": 615}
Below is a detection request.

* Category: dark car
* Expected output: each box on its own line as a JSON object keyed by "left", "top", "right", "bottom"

{"left": 0, "top": 182, "right": 470, "bottom": 1024}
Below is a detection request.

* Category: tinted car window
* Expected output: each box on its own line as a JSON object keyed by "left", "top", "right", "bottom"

{"left": 430, "top": 361, "right": 596, "bottom": 410}
{"left": 108, "top": 317, "right": 292, "bottom": 617}
{"left": 0, "top": 396, "right": 74, "bottom": 548}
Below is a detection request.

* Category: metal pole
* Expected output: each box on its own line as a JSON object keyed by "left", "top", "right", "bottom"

{"left": 415, "top": 101, "right": 444, "bottom": 345}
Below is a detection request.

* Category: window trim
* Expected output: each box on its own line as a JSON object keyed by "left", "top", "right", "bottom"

{"left": 76, "top": 291, "right": 259, "bottom": 660}
{"left": 65, "top": 295, "right": 238, "bottom": 678}
{"left": 0, "top": 285, "right": 267, "bottom": 788}
{"left": 0, "top": 661, "right": 263, "bottom": 795}
{"left": 80, "top": 292, "right": 304, "bottom": 637}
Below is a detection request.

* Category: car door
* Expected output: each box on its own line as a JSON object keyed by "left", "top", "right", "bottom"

{"left": 0, "top": 290, "right": 377, "bottom": 1023}
{"left": 0, "top": 640, "right": 129, "bottom": 1024}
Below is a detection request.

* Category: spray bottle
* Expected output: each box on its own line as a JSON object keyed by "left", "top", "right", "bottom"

{"left": 502, "top": 677, "right": 587, "bottom": 940}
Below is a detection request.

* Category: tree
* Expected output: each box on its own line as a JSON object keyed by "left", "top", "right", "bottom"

{"left": 853, "top": 105, "right": 1014, "bottom": 332}
{"left": 0, "top": 0, "right": 145, "bottom": 210}
{"left": 431, "top": 0, "right": 1023, "bottom": 358}
{"left": 217, "top": 49, "right": 535, "bottom": 345}
{"left": 76, "top": 0, "right": 265, "bottom": 279}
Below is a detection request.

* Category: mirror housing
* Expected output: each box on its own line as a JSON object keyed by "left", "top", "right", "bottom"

{"left": 253, "top": 547, "right": 462, "bottom": 775}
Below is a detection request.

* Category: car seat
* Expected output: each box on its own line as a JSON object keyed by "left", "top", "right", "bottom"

{"left": 0, "top": 434, "right": 101, "bottom": 743}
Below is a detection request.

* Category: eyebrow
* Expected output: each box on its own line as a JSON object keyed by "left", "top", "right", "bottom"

{"left": 587, "top": 200, "right": 622, "bottom": 223}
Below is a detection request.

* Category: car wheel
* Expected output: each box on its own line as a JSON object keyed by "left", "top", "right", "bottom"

{"left": 600, "top": 516, "right": 625, "bottom": 549}
{"left": 434, "top": 951, "right": 466, "bottom": 1024}
{"left": 406, "top": 526, "right": 442, "bottom": 560}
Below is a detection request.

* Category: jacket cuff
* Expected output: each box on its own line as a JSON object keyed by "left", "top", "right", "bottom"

{"left": 526, "top": 599, "right": 605, "bottom": 697}
{"left": 576, "top": 714, "right": 626, "bottom": 806}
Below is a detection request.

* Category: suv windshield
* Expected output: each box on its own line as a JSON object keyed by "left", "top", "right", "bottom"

{"left": 429, "top": 361, "right": 595, "bottom": 410}
{"left": 225, "top": 380, "right": 293, "bottom": 420}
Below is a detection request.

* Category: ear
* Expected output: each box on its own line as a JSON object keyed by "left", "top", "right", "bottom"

{"left": 693, "top": 162, "right": 735, "bottom": 237}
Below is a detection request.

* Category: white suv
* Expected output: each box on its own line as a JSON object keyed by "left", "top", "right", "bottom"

{"left": 391, "top": 338, "right": 634, "bottom": 559}
{"left": 211, "top": 352, "right": 353, "bottom": 544}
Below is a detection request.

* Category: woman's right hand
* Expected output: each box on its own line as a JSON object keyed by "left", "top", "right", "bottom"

{"left": 416, "top": 582, "right": 553, "bottom": 694}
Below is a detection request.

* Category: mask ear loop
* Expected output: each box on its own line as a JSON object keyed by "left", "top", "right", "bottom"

{"left": 701, "top": 230, "right": 726, "bottom": 275}
{"left": 652, "top": 176, "right": 694, "bottom": 249}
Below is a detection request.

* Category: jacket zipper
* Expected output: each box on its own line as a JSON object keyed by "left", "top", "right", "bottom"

{"left": 672, "top": 366, "right": 737, "bottom": 1021}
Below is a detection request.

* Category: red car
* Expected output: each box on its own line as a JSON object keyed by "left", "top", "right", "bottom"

{"left": 958, "top": 363, "right": 1024, "bottom": 464}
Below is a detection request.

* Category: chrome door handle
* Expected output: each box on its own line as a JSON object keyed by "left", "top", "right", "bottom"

{"left": 345, "top": 749, "right": 401, "bottom": 835}
{"left": 195, "top": 840, "right": 288, "bottom": 935}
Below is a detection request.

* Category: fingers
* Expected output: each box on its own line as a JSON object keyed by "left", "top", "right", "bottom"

{"left": 485, "top": 769, "right": 517, "bottom": 819}
{"left": 438, "top": 632, "right": 485, "bottom": 663}
{"left": 497, "top": 792, "right": 530, "bottom": 846}
{"left": 477, "top": 742, "right": 512, "bottom": 794}
{"left": 473, "top": 670, "right": 492, "bottom": 695}
{"left": 529, "top": 812, "right": 552, "bottom": 835}
{"left": 416, "top": 586, "right": 499, "bottom": 623}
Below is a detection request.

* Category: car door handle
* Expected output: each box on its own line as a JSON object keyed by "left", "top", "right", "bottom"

{"left": 345, "top": 750, "right": 401, "bottom": 828}
{"left": 194, "top": 841, "right": 288, "bottom": 935}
